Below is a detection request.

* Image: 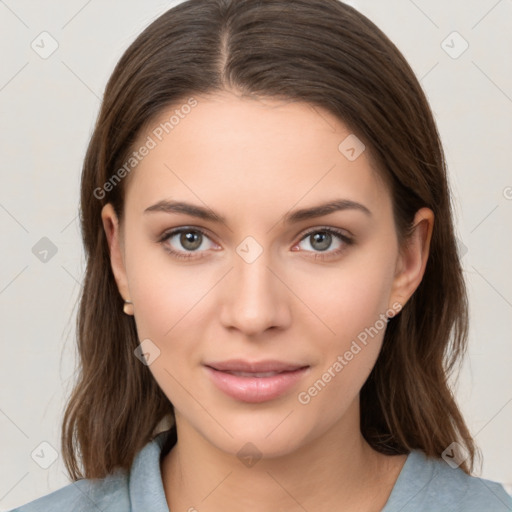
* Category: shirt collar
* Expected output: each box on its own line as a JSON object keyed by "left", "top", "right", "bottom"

{"left": 129, "top": 429, "right": 175, "bottom": 512}
{"left": 381, "top": 450, "right": 435, "bottom": 511}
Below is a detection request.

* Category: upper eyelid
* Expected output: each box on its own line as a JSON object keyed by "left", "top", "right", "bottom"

{"left": 300, "top": 226, "right": 352, "bottom": 239}
{"left": 159, "top": 226, "right": 216, "bottom": 244}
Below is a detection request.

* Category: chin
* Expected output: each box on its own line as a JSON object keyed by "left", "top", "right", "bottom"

{"left": 194, "top": 403, "right": 328, "bottom": 461}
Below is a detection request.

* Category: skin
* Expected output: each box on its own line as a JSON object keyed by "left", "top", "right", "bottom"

{"left": 102, "top": 90, "right": 434, "bottom": 512}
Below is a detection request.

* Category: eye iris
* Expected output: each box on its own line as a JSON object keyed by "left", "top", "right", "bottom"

{"left": 311, "top": 232, "right": 331, "bottom": 251}
{"left": 181, "top": 231, "right": 202, "bottom": 251}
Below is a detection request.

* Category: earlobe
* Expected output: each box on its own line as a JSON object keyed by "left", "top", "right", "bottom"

{"left": 389, "top": 207, "right": 434, "bottom": 309}
{"left": 101, "top": 204, "right": 133, "bottom": 313}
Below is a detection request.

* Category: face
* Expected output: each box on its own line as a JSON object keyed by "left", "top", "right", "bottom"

{"left": 102, "top": 91, "right": 433, "bottom": 459}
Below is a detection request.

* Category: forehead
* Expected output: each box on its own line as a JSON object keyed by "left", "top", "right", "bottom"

{"left": 123, "top": 92, "right": 391, "bottom": 220}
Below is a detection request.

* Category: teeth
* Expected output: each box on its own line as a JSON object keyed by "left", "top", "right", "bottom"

{"left": 227, "top": 371, "right": 282, "bottom": 377}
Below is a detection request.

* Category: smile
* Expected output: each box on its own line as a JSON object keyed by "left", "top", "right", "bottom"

{"left": 204, "top": 360, "right": 310, "bottom": 403}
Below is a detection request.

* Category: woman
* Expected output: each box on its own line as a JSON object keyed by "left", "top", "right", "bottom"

{"left": 10, "top": 0, "right": 512, "bottom": 510}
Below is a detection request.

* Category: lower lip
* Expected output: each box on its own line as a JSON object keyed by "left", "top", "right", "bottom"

{"left": 204, "top": 366, "right": 310, "bottom": 403}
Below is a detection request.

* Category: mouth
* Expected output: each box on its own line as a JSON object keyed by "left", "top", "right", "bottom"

{"left": 219, "top": 370, "right": 293, "bottom": 378}
{"left": 204, "top": 359, "right": 310, "bottom": 403}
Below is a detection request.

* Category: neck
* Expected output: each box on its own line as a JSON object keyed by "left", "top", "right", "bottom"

{"left": 160, "top": 401, "right": 406, "bottom": 512}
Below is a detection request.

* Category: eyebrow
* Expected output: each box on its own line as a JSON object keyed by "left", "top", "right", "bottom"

{"left": 144, "top": 199, "right": 372, "bottom": 224}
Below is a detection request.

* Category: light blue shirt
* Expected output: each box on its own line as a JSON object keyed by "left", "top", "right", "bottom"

{"left": 9, "top": 429, "right": 512, "bottom": 511}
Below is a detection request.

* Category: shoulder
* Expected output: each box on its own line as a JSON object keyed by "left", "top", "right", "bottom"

{"left": 7, "top": 428, "right": 176, "bottom": 512}
{"left": 384, "top": 449, "right": 512, "bottom": 512}
{"left": 7, "top": 470, "right": 130, "bottom": 512}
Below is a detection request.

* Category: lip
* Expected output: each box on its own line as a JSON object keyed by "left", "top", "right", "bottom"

{"left": 204, "top": 359, "right": 310, "bottom": 403}
{"left": 206, "top": 359, "right": 307, "bottom": 373}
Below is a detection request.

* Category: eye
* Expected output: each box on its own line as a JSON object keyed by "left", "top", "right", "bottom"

{"left": 159, "top": 227, "right": 217, "bottom": 260}
{"left": 293, "top": 227, "right": 353, "bottom": 261}
{"left": 158, "top": 226, "right": 354, "bottom": 262}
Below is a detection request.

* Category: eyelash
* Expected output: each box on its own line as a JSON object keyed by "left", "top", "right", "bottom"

{"left": 158, "top": 226, "right": 354, "bottom": 262}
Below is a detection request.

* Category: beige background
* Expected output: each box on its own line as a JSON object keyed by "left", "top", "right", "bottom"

{"left": 0, "top": 0, "right": 511, "bottom": 509}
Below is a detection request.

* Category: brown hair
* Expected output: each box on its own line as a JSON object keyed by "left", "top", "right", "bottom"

{"left": 62, "top": 0, "right": 479, "bottom": 480}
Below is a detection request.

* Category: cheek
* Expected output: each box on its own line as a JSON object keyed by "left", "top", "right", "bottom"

{"left": 305, "top": 253, "right": 396, "bottom": 348}
{"left": 126, "top": 255, "right": 211, "bottom": 409}
{"left": 294, "top": 248, "right": 396, "bottom": 400}
{"left": 295, "top": 265, "right": 393, "bottom": 422}
{"left": 124, "top": 230, "right": 213, "bottom": 340}
{"left": 130, "top": 272, "right": 201, "bottom": 340}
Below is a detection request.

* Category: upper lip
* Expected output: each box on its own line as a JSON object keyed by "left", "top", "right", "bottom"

{"left": 205, "top": 359, "right": 308, "bottom": 373}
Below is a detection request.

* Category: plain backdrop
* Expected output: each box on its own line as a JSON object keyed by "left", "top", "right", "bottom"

{"left": 0, "top": 0, "right": 511, "bottom": 509}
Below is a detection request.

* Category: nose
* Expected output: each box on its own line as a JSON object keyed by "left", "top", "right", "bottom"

{"left": 219, "top": 250, "right": 291, "bottom": 336}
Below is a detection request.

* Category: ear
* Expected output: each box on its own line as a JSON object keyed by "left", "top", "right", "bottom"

{"left": 101, "top": 203, "right": 133, "bottom": 313}
{"left": 389, "top": 207, "right": 434, "bottom": 309}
